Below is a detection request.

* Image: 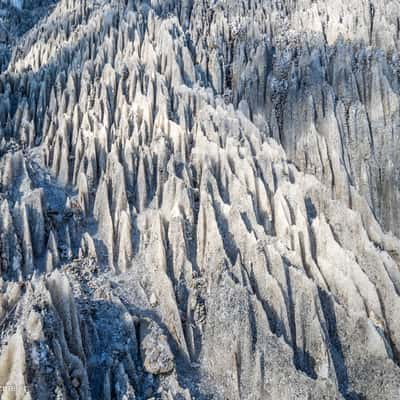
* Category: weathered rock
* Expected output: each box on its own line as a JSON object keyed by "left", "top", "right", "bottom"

{"left": 0, "top": 0, "right": 400, "bottom": 399}
{"left": 140, "top": 319, "right": 175, "bottom": 375}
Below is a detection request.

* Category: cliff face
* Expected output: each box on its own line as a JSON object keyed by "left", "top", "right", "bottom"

{"left": 0, "top": 1, "right": 400, "bottom": 399}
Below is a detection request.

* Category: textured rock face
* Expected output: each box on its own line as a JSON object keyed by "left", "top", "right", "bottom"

{"left": 0, "top": 0, "right": 57, "bottom": 71}
{"left": 0, "top": 0, "right": 400, "bottom": 399}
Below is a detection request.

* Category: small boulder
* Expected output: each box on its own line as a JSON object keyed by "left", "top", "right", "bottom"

{"left": 140, "top": 320, "right": 174, "bottom": 375}
{"left": 71, "top": 378, "right": 80, "bottom": 388}
{"left": 149, "top": 293, "right": 158, "bottom": 307}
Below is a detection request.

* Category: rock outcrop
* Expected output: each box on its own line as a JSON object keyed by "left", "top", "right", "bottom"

{"left": 0, "top": 0, "right": 400, "bottom": 399}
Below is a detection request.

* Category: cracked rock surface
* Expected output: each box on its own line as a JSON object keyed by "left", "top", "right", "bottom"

{"left": 1, "top": 0, "right": 400, "bottom": 399}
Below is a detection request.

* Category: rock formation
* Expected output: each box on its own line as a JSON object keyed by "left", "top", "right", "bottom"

{"left": 0, "top": 0, "right": 400, "bottom": 399}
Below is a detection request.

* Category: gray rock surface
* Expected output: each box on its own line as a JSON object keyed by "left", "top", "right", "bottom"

{"left": 0, "top": 0, "right": 400, "bottom": 399}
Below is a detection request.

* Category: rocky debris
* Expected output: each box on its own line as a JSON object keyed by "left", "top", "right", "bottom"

{"left": 0, "top": 0, "right": 399, "bottom": 399}
{"left": 0, "top": 263, "right": 194, "bottom": 400}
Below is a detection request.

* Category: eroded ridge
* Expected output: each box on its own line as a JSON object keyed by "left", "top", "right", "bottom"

{"left": 0, "top": 1, "right": 400, "bottom": 399}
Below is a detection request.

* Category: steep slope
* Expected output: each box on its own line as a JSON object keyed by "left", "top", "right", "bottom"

{"left": 0, "top": 0, "right": 58, "bottom": 71}
{"left": 0, "top": 1, "right": 400, "bottom": 399}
